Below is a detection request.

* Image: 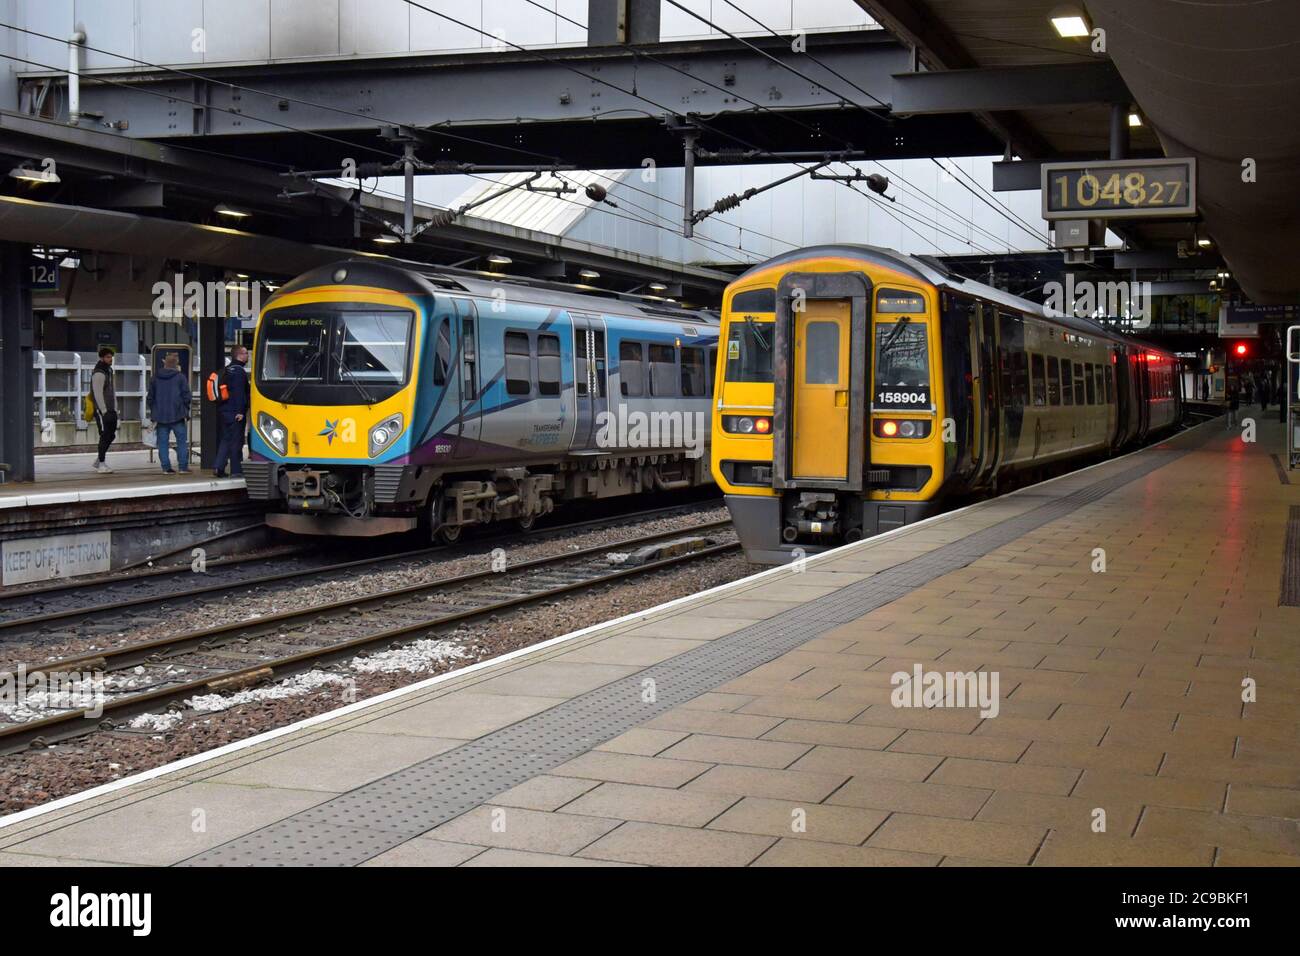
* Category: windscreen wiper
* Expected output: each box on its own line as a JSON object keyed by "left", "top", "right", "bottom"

{"left": 745, "top": 315, "right": 771, "bottom": 351}
{"left": 279, "top": 347, "right": 322, "bottom": 405}
{"left": 879, "top": 315, "right": 911, "bottom": 352}
{"left": 339, "top": 362, "right": 377, "bottom": 406}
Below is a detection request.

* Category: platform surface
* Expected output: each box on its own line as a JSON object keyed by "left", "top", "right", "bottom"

{"left": 2, "top": 417, "right": 1297, "bottom": 867}
{"left": 0, "top": 449, "right": 245, "bottom": 510}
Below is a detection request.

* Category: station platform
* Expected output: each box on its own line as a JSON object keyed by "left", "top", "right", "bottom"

{"left": 2, "top": 416, "right": 1296, "bottom": 867}
{"left": 0, "top": 450, "right": 262, "bottom": 586}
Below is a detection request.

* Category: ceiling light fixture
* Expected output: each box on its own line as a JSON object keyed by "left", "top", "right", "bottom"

{"left": 487, "top": 253, "right": 513, "bottom": 266}
{"left": 8, "top": 164, "right": 60, "bottom": 184}
{"left": 373, "top": 235, "right": 399, "bottom": 244}
{"left": 214, "top": 203, "right": 251, "bottom": 218}
{"left": 1050, "top": 10, "right": 1091, "bottom": 38}
{"left": 578, "top": 269, "right": 600, "bottom": 281}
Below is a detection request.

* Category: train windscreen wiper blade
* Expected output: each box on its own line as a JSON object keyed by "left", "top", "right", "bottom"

{"left": 280, "top": 348, "right": 322, "bottom": 405}
{"left": 338, "top": 363, "right": 377, "bottom": 406}
{"left": 745, "top": 315, "right": 770, "bottom": 351}
{"left": 879, "top": 315, "right": 911, "bottom": 353}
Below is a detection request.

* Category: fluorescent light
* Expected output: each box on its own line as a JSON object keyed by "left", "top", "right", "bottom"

{"left": 1051, "top": 14, "right": 1090, "bottom": 38}
{"left": 1128, "top": 112, "right": 1143, "bottom": 127}
{"left": 1197, "top": 238, "right": 1212, "bottom": 248}
{"left": 215, "top": 203, "right": 251, "bottom": 218}
{"left": 8, "top": 164, "right": 60, "bottom": 184}
{"left": 649, "top": 282, "right": 668, "bottom": 292}
{"left": 372, "top": 235, "right": 399, "bottom": 244}
{"left": 578, "top": 269, "right": 600, "bottom": 280}
{"left": 487, "top": 253, "right": 513, "bottom": 266}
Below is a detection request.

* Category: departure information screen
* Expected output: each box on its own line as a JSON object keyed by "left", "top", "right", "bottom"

{"left": 1041, "top": 158, "right": 1196, "bottom": 220}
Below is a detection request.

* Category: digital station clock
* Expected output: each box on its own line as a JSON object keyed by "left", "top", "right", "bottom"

{"left": 1041, "top": 158, "right": 1197, "bottom": 220}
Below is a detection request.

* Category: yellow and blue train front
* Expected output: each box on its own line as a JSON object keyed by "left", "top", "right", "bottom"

{"left": 244, "top": 274, "right": 426, "bottom": 534}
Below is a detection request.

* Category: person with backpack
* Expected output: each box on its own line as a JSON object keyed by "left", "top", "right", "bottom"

{"left": 147, "top": 351, "right": 192, "bottom": 475}
{"left": 212, "top": 344, "right": 250, "bottom": 478}
{"left": 90, "top": 347, "right": 118, "bottom": 474}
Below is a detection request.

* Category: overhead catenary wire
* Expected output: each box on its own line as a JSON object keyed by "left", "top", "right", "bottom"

{"left": 516, "top": 0, "right": 1015, "bottom": 255}
{"left": 400, "top": 0, "right": 1007, "bottom": 255}
{"left": 691, "top": 0, "right": 1055, "bottom": 250}
{"left": 0, "top": 32, "right": 762, "bottom": 267}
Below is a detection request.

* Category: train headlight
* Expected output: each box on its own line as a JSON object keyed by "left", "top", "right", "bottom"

{"left": 257, "top": 411, "right": 288, "bottom": 455}
{"left": 368, "top": 413, "right": 404, "bottom": 457}
{"left": 873, "top": 419, "right": 930, "bottom": 439}
{"left": 722, "top": 415, "right": 772, "bottom": 435}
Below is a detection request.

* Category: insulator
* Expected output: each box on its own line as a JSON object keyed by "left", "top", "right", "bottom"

{"left": 584, "top": 183, "right": 608, "bottom": 202}
{"left": 427, "top": 208, "right": 458, "bottom": 228}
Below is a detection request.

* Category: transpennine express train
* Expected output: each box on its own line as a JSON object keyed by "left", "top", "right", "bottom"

{"left": 710, "top": 245, "right": 1181, "bottom": 564}
{"left": 244, "top": 260, "right": 719, "bottom": 540}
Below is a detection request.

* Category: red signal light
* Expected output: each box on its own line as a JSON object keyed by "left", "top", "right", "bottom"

{"left": 1235, "top": 343, "right": 1248, "bottom": 356}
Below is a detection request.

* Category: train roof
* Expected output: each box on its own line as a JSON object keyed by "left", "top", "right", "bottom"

{"left": 732, "top": 244, "right": 1172, "bottom": 353}
{"left": 271, "top": 259, "right": 719, "bottom": 327}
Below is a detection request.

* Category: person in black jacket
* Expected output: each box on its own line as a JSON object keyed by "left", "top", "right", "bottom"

{"left": 90, "top": 347, "right": 117, "bottom": 474}
{"left": 147, "top": 351, "right": 193, "bottom": 475}
{"left": 213, "top": 345, "right": 250, "bottom": 478}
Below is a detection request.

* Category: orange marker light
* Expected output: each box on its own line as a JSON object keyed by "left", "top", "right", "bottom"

{"left": 754, "top": 418, "right": 771, "bottom": 434}
{"left": 881, "top": 420, "right": 898, "bottom": 437}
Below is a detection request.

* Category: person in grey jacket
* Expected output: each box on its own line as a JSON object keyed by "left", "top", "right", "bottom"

{"left": 147, "top": 351, "right": 193, "bottom": 475}
{"left": 90, "top": 347, "right": 117, "bottom": 474}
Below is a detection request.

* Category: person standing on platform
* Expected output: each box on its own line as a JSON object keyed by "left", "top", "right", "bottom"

{"left": 1244, "top": 378, "right": 1255, "bottom": 407}
{"left": 213, "top": 344, "right": 249, "bottom": 479}
{"left": 1226, "top": 381, "right": 1240, "bottom": 428}
{"left": 147, "top": 351, "right": 192, "bottom": 475}
{"left": 90, "top": 347, "right": 117, "bottom": 474}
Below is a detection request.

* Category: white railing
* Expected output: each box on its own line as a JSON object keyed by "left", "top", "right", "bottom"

{"left": 33, "top": 351, "right": 200, "bottom": 448}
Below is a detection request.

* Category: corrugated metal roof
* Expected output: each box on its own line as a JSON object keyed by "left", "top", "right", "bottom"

{"left": 450, "top": 170, "right": 624, "bottom": 236}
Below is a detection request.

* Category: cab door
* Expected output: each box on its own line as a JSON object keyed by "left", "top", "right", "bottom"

{"left": 792, "top": 301, "right": 851, "bottom": 479}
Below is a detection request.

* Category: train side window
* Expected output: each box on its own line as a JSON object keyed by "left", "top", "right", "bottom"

{"left": 1094, "top": 365, "right": 1104, "bottom": 404}
{"left": 432, "top": 318, "right": 451, "bottom": 387}
{"left": 537, "top": 333, "right": 561, "bottom": 396}
{"left": 681, "top": 347, "right": 706, "bottom": 397}
{"left": 1104, "top": 364, "right": 1114, "bottom": 403}
{"left": 998, "top": 346, "right": 1014, "bottom": 406}
{"left": 707, "top": 347, "right": 717, "bottom": 395}
{"left": 1085, "top": 362, "right": 1097, "bottom": 404}
{"left": 575, "top": 333, "right": 588, "bottom": 397}
{"left": 1048, "top": 358, "right": 1062, "bottom": 406}
{"left": 620, "top": 341, "right": 645, "bottom": 397}
{"left": 1013, "top": 350, "right": 1029, "bottom": 406}
{"left": 1031, "top": 353, "right": 1046, "bottom": 405}
{"left": 1075, "top": 364, "right": 1086, "bottom": 406}
{"left": 505, "top": 331, "right": 531, "bottom": 396}
{"left": 649, "top": 343, "right": 677, "bottom": 396}
{"left": 1060, "top": 360, "right": 1074, "bottom": 405}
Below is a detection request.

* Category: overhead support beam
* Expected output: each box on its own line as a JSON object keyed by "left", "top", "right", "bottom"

{"left": 33, "top": 33, "right": 908, "bottom": 142}
{"left": 852, "top": 0, "right": 1054, "bottom": 159}
{"left": 0, "top": 242, "right": 35, "bottom": 483}
{"left": 1114, "top": 250, "right": 1220, "bottom": 270}
{"left": 888, "top": 62, "right": 1131, "bottom": 116}
{"left": 992, "top": 153, "right": 1163, "bottom": 191}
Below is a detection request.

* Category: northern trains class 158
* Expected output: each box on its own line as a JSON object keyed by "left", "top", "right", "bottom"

{"left": 710, "top": 245, "right": 1181, "bottom": 564}
{"left": 245, "top": 260, "right": 719, "bottom": 540}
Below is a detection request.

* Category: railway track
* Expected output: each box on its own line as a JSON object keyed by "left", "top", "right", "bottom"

{"left": 0, "top": 520, "right": 738, "bottom": 753}
{"left": 0, "top": 500, "right": 727, "bottom": 637}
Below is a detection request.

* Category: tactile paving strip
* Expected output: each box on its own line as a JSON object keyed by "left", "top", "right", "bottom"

{"left": 1282, "top": 505, "right": 1300, "bottom": 607}
{"left": 182, "top": 445, "right": 1193, "bottom": 866}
